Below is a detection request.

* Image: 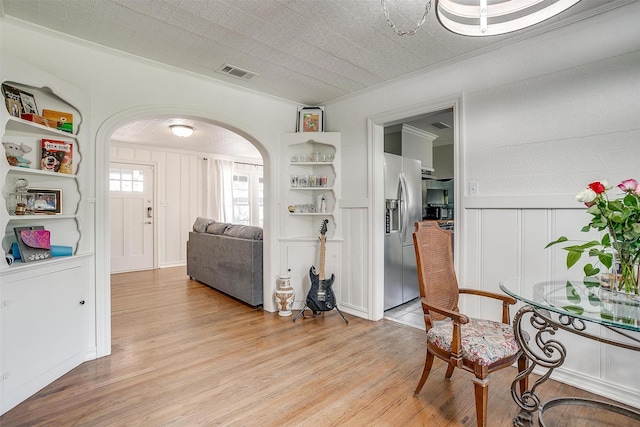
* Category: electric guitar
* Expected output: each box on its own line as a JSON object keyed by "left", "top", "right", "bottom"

{"left": 306, "top": 219, "right": 337, "bottom": 313}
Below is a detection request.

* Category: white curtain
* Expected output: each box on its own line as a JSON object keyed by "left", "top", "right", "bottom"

{"left": 204, "top": 158, "right": 234, "bottom": 222}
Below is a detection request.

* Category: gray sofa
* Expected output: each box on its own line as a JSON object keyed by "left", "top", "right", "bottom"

{"left": 187, "top": 217, "right": 263, "bottom": 307}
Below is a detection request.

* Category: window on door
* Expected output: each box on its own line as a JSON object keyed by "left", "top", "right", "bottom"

{"left": 232, "top": 164, "right": 263, "bottom": 227}
{"left": 110, "top": 167, "right": 145, "bottom": 192}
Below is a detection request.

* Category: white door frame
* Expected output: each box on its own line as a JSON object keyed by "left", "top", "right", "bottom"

{"left": 109, "top": 160, "right": 158, "bottom": 272}
{"left": 368, "top": 95, "right": 463, "bottom": 321}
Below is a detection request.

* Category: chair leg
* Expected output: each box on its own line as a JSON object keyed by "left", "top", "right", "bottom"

{"left": 444, "top": 361, "right": 455, "bottom": 379}
{"left": 472, "top": 377, "right": 489, "bottom": 427}
{"left": 517, "top": 353, "right": 529, "bottom": 395}
{"left": 414, "top": 351, "right": 435, "bottom": 396}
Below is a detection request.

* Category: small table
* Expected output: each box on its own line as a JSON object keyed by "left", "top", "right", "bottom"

{"left": 500, "top": 277, "right": 640, "bottom": 426}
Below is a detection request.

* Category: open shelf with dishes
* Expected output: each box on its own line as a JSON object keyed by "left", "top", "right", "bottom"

{"left": 281, "top": 132, "right": 340, "bottom": 240}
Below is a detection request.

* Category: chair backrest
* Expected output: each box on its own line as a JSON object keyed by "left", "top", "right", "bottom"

{"left": 413, "top": 221, "right": 459, "bottom": 324}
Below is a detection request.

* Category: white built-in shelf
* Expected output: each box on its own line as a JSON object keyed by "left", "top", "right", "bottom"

{"left": 8, "top": 214, "right": 76, "bottom": 220}
{"left": 5, "top": 116, "right": 76, "bottom": 138}
{"left": 7, "top": 165, "right": 78, "bottom": 179}
{"left": 289, "top": 186, "right": 334, "bottom": 191}
{"left": 289, "top": 213, "right": 333, "bottom": 216}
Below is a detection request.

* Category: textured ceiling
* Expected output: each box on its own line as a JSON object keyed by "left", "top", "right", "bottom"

{"left": 0, "top": 0, "right": 625, "bottom": 160}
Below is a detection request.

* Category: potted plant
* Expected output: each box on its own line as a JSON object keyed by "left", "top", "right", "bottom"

{"left": 547, "top": 179, "right": 640, "bottom": 294}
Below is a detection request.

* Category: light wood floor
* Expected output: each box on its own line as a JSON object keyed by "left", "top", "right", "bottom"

{"left": 1, "top": 266, "right": 636, "bottom": 426}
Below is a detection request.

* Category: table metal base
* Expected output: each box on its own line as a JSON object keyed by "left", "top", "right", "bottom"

{"left": 510, "top": 305, "right": 640, "bottom": 426}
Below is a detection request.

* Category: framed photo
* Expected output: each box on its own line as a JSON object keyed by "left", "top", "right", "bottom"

{"left": 6, "top": 98, "right": 21, "bottom": 117}
{"left": 19, "top": 89, "right": 39, "bottom": 115}
{"left": 27, "top": 188, "right": 62, "bottom": 214}
{"left": 297, "top": 106, "right": 324, "bottom": 133}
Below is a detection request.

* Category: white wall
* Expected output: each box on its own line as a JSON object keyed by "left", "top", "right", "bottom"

{"left": 326, "top": 1, "right": 640, "bottom": 408}
{"left": 0, "top": 19, "right": 299, "bottom": 358}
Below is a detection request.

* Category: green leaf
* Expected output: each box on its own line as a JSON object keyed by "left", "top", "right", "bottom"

{"left": 545, "top": 236, "right": 568, "bottom": 248}
{"left": 566, "top": 251, "right": 582, "bottom": 269}
{"left": 624, "top": 193, "right": 638, "bottom": 207}
{"left": 583, "top": 278, "right": 600, "bottom": 289}
{"left": 562, "top": 305, "right": 584, "bottom": 315}
{"left": 599, "top": 252, "right": 613, "bottom": 269}
{"left": 588, "top": 292, "right": 602, "bottom": 306}
{"left": 583, "top": 264, "right": 600, "bottom": 277}
{"left": 601, "top": 310, "right": 614, "bottom": 321}
{"left": 566, "top": 282, "right": 581, "bottom": 303}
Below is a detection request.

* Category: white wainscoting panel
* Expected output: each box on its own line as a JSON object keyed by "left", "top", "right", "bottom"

{"left": 339, "top": 206, "right": 369, "bottom": 318}
{"left": 464, "top": 207, "right": 640, "bottom": 409}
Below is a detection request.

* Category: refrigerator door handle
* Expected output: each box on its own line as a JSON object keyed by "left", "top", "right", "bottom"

{"left": 399, "top": 173, "right": 409, "bottom": 243}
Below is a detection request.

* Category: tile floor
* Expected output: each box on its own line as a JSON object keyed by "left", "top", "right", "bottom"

{"left": 384, "top": 298, "right": 425, "bottom": 331}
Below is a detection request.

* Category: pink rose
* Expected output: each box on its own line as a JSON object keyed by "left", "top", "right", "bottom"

{"left": 618, "top": 179, "right": 639, "bottom": 192}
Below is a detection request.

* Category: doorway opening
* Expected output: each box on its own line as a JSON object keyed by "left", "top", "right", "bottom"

{"left": 369, "top": 98, "right": 460, "bottom": 322}
{"left": 95, "top": 106, "right": 272, "bottom": 358}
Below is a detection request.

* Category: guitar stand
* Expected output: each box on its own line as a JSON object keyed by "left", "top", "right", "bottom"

{"left": 292, "top": 303, "right": 349, "bottom": 324}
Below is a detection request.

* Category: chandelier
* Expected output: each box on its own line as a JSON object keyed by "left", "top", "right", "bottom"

{"left": 381, "top": 0, "right": 583, "bottom": 37}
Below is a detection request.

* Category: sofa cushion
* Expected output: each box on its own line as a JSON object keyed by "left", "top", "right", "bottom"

{"left": 206, "top": 222, "right": 230, "bottom": 235}
{"left": 193, "top": 217, "right": 214, "bottom": 232}
{"left": 223, "top": 224, "right": 263, "bottom": 240}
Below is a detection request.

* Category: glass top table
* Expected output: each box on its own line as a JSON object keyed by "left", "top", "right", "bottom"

{"left": 499, "top": 277, "right": 640, "bottom": 426}
{"left": 500, "top": 276, "right": 640, "bottom": 334}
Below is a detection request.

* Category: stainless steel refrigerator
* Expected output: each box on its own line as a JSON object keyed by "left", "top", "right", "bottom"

{"left": 384, "top": 153, "right": 422, "bottom": 310}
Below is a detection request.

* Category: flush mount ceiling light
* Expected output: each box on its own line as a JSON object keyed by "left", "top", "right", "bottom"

{"left": 381, "top": 0, "right": 581, "bottom": 37}
{"left": 437, "top": 0, "right": 582, "bottom": 36}
{"left": 170, "top": 124, "right": 194, "bottom": 138}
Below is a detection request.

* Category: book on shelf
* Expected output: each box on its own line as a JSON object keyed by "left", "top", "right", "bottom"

{"left": 41, "top": 138, "right": 73, "bottom": 174}
{"left": 18, "top": 88, "right": 38, "bottom": 115}
{"left": 42, "top": 109, "right": 73, "bottom": 133}
{"left": 13, "top": 226, "right": 52, "bottom": 263}
{"left": 2, "top": 83, "right": 23, "bottom": 116}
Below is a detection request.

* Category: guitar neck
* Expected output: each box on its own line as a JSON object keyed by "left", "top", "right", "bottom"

{"left": 319, "top": 235, "right": 326, "bottom": 281}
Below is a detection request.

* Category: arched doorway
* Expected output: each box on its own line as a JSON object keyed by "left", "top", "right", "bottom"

{"left": 94, "top": 106, "right": 274, "bottom": 358}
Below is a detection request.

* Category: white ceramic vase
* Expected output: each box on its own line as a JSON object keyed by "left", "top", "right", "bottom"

{"left": 275, "top": 274, "right": 295, "bottom": 316}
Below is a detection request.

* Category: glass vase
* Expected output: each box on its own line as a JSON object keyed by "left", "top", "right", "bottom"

{"left": 609, "top": 239, "right": 639, "bottom": 295}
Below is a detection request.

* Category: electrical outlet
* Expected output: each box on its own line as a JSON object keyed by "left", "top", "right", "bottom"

{"left": 469, "top": 181, "right": 479, "bottom": 196}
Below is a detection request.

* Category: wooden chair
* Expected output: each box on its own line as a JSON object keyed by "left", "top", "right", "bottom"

{"left": 412, "top": 221, "right": 527, "bottom": 427}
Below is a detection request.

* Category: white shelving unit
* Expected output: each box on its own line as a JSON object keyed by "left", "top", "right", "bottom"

{"left": 0, "top": 80, "right": 90, "bottom": 415}
{"left": 281, "top": 132, "right": 340, "bottom": 240}
{"left": 279, "top": 132, "right": 342, "bottom": 309}
{"left": 1, "top": 83, "right": 82, "bottom": 259}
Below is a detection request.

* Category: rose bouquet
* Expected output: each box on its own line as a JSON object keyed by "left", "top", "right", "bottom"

{"left": 546, "top": 179, "right": 640, "bottom": 294}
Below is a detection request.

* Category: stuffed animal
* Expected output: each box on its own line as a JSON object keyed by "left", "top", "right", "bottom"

{"left": 3, "top": 142, "right": 32, "bottom": 168}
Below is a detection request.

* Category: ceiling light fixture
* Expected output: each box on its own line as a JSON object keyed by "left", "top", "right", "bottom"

{"left": 170, "top": 124, "right": 194, "bottom": 138}
{"left": 381, "top": 0, "right": 581, "bottom": 37}
{"left": 436, "top": 0, "right": 582, "bottom": 36}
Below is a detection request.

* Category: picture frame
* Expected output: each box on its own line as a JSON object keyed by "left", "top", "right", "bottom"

{"left": 26, "top": 188, "right": 62, "bottom": 214}
{"left": 5, "top": 98, "right": 21, "bottom": 117}
{"left": 297, "top": 106, "right": 324, "bottom": 133}
{"left": 19, "top": 89, "right": 39, "bottom": 115}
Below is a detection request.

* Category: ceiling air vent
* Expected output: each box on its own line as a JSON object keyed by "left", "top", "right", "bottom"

{"left": 217, "top": 64, "right": 259, "bottom": 81}
{"left": 430, "top": 121, "right": 451, "bottom": 129}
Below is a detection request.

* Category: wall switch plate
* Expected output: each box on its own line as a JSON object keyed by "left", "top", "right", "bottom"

{"left": 469, "top": 181, "right": 479, "bottom": 196}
